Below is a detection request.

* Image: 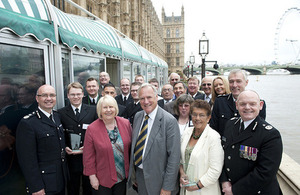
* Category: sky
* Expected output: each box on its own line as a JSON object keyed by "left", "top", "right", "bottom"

{"left": 151, "top": 0, "right": 300, "bottom": 66}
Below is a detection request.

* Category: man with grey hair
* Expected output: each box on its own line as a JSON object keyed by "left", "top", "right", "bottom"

{"left": 210, "top": 69, "right": 266, "bottom": 136}
{"left": 128, "top": 83, "right": 180, "bottom": 195}
{"left": 168, "top": 72, "right": 180, "bottom": 87}
{"left": 220, "top": 90, "right": 282, "bottom": 195}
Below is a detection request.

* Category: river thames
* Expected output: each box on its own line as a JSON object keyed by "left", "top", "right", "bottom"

{"left": 242, "top": 74, "right": 300, "bottom": 164}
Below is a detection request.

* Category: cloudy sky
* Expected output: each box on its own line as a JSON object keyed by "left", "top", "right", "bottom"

{"left": 151, "top": 0, "right": 300, "bottom": 66}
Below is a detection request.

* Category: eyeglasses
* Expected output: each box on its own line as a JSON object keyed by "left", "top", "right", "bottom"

{"left": 69, "top": 93, "right": 83, "bottom": 98}
{"left": 202, "top": 83, "right": 212, "bottom": 86}
{"left": 37, "top": 93, "right": 56, "bottom": 98}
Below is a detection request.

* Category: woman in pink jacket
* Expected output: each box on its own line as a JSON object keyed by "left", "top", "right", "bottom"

{"left": 83, "top": 95, "right": 132, "bottom": 195}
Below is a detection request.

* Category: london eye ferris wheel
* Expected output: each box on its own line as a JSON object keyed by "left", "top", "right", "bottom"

{"left": 274, "top": 7, "right": 300, "bottom": 65}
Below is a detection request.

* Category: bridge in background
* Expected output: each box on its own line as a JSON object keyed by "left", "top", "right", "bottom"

{"left": 184, "top": 64, "right": 300, "bottom": 76}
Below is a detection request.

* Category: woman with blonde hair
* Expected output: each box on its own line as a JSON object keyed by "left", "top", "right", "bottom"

{"left": 83, "top": 95, "right": 132, "bottom": 195}
{"left": 211, "top": 76, "right": 230, "bottom": 105}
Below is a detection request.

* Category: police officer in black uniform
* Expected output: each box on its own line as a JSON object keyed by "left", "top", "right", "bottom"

{"left": 210, "top": 69, "right": 266, "bottom": 136}
{"left": 16, "top": 85, "right": 68, "bottom": 195}
{"left": 220, "top": 90, "right": 282, "bottom": 195}
{"left": 58, "top": 82, "right": 97, "bottom": 195}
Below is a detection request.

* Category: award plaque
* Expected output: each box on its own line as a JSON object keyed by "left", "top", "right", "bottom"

{"left": 182, "top": 164, "right": 197, "bottom": 187}
{"left": 70, "top": 133, "right": 81, "bottom": 152}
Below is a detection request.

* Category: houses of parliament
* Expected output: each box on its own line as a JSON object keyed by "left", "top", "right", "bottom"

{"left": 51, "top": 0, "right": 185, "bottom": 73}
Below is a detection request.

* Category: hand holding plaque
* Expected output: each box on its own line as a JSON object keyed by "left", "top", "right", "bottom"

{"left": 182, "top": 164, "right": 197, "bottom": 187}
{"left": 70, "top": 133, "right": 81, "bottom": 152}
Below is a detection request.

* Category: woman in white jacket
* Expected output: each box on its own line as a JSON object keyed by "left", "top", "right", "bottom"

{"left": 180, "top": 100, "right": 224, "bottom": 195}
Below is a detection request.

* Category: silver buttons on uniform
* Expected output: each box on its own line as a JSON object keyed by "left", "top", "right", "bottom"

{"left": 227, "top": 168, "right": 230, "bottom": 172}
{"left": 228, "top": 156, "right": 231, "bottom": 160}
{"left": 46, "top": 133, "right": 49, "bottom": 136}
{"left": 232, "top": 145, "right": 235, "bottom": 149}
{"left": 42, "top": 171, "right": 45, "bottom": 173}
{"left": 258, "top": 191, "right": 261, "bottom": 194}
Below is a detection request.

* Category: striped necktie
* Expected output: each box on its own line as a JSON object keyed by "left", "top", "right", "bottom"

{"left": 134, "top": 115, "right": 149, "bottom": 166}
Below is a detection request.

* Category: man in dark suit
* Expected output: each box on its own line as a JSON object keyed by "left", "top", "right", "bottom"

{"left": 158, "top": 83, "right": 174, "bottom": 108}
{"left": 128, "top": 83, "right": 180, "bottom": 195}
{"left": 220, "top": 90, "right": 282, "bottom": 195}
{"left": 164, "top": 81, "right": 187, "bottom": 115}
{"left": 102, "top": 83, "right": 126, "bottom": 117}
{"left": 82, "top": 77, "right": 100, "bottom": 106}
{"left": 124, "top": 82, "right": 142, "bottom": 125}
{"left": 58, "top": 82, "right": 98, "bottom": 195}
{"left": 210, "top": 69, "right": 266, "bottom": 136}
{"left": 16, "top": 85, "right": 68, "bottom": 195}
{"left": 115, "top": 78, "right": 133, "bottom": 107}
{"left": 187, "top": 76, "right": 205, "bottom": 100}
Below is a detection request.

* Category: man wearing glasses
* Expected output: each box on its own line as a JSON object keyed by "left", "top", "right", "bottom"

{"left": 168, "top": 72, "right": 180, "bottom": 87}
{"left": 16, "top": 85, "right": 68, "bottom": 195}
{"left": 58, "top": 82, "right": 98, "bottom": 195}
{"left": 201, "top": 77, "right": 213, "bottom": 104}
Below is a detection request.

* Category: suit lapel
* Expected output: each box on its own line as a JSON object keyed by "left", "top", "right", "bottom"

{"left": 79, "top": 104, "right": 88, "bottom": 121}
{"left": 65, "top": 105, "right": 78, "bottom": 122}
{"left": 38, "top": 110, "right": 57, "bottom": 127}
{"left": 143, "top": 107, "right": 163, "bottom": 160}
{"left": 230, "top": 117, "right": 257, "bottom": 145}
{"left": 227, "top": 94, "right": 237, "bottom": 113}
{"left": 131, "top": 111, "right": 144, "bottom": 154}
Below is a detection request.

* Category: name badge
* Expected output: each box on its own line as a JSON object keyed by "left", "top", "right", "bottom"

{"left": 239, "top": 145, "right": 258, "bottom": 161}
{"left": 82, "top": 124, "right": 89, "bottom": 130}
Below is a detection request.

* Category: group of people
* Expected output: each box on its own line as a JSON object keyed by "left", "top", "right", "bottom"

{"left": 1, "top": 69, "right": 283, "bottom": 195}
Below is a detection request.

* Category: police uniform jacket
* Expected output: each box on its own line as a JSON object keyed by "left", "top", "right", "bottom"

{"left": 58, "top": 104, "right": 98, "bottom": 172}
{"left": 210, "top": 93, "right": 266, "bottom": 136}
{"left": 16, "top": 109, "right": 68, "bottom": 194}
{"left": 124, "top": 102, "right": 142, "bottom": 125}
{"left": 220, "top": 116, "right": 282, "bottom": 195}
{"left": 82, "top": 95, "right": 100, "bottom": 106}
{"left": 115, "top": 94, "right": 133, "bottom": 107}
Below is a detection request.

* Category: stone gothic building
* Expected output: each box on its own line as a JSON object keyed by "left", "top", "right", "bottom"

{"left": 162, "top": 6, "right": 185, "bottom": 73}
{"left": 51, "top": 0, "right": 184, "bottom": 73}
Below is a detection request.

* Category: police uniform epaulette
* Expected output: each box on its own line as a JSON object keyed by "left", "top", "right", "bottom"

{"left": 231, "top": 116, "right": 239, "bottom": 121}
{"left": 262, "top": 123, "right": 273, "bottom": 130}
{"left": 23, "top": 111, "right": 36, "bottom": 119}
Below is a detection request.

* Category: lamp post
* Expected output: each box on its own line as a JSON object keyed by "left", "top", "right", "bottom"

{"left": 199, "top": 32, "right": 218, "bottom": 78}
{"left": 186, "top": 61, "right": 190, "bottom": 78}
{"left": 199, "top": 32, "right": 209, "bottom": 79}
{"left": 189, "top": 53, "right": 195, "bottom": 77}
